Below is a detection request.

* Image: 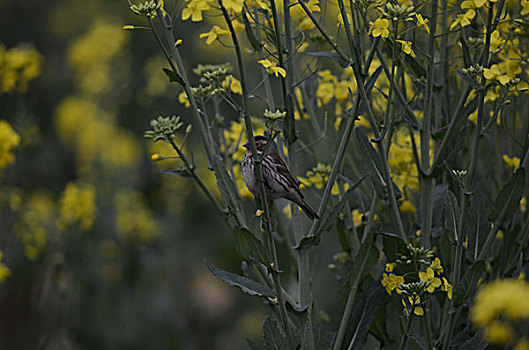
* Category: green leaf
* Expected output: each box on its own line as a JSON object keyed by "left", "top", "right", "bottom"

{"left": 443, "top": 190, "right": 460, "bottom": 245}
{"left": 454, "top": 260, "right": 486, "bottom": 306}
{"left": 162, "top": 68, "right": 184, "bottom": 85}
{"left": 293, "top": 176, "right": 365, "bottom": 250}
{"left": 466, "top": 193, "right": 489, "bottom": 262}
{"left": 307, "top": 51, "right": 351, "bottom": 68}
{"left": 205, "top": 259, "right": 276, "bottom": 299}
{"left": 340, "top": 279, "right": 385, "bottom": 349}
{"left": 417, "top": 184, "right": 448, "bottom": 238}
{"left": 263, "top": 317, "right": 288, "bottom": 350}
{"left": 355, "top": 128, "right": 387, "bottom": 200}
{"left": 337, "top": 220, "right": 352, "bottom": 253}
{"left": 490, "top": 168, "right": 526, "bottom": 223}
{"left": 381, "top": 232, "right": 407, "bottom": 262}
{"left": 235, "top": 227, "right": 268, "bottom": 266}
{"left": 350, "top": 234, "right": 379, "bottom": 283}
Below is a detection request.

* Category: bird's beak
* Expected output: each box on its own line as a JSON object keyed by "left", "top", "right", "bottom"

{"left": 243, "top": 142, "right": 250, "bottom": 149}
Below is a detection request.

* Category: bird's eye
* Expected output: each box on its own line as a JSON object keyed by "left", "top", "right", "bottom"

{"left": 255, "top": 142, "right": 259, "bottom": 146}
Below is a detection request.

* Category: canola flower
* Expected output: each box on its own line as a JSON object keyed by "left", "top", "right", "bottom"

{"left": 57, "top": 182, "right": 97, "bottom": 231}
{"left": 0, "top": 43, "right": 43, "bottom": 94}
{"left": 415, "top": 13, "right": 429, "bottom": 34}
{"left": 402, "top": 295, "right": 424, "bottom": 316}
{"left": 0, "top": 120, "right": 20, "bottom": 171}
{"left": 450, "top": 9, "right": 476, "bottom": 30}
{"left": 368, "top": 18, "right": 390, "bottom": 38}
{"left": 114, "top": 190, "right": 158, "bottom": 243}
{"left": 0, "top": 252, "right": 10, "bottom": 283}
{"left": 15, "top": 192, "right": 56, "bottom": 260}
{"left": 258, "top": 59, "right": 286, "bottom": 78}
{"left": 199, "top": 26, "right": 231, "bottom": 45}
{"left": 381, "top": 273, "right": 404, "bottom": 295}
{"left": 396, "top": 40, "right": 416, "bottom": 57}
{"left": 503, "top": 155, "right": 521, "bottom": 171}
{"left": 483, "top": 64, "right": 511, "bottom": 85}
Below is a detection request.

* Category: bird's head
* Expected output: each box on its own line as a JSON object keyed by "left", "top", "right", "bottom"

{"left": 243, "top": 135, "right": 267, "bottom": 154}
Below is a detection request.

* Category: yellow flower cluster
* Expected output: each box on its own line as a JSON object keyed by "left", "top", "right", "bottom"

{"left": 114, "top": 190, "right": 158, "bottom": 243}
{"left": 0, "top": 252, "right": 10, "bottom": 283}
{"left": 388, "top": 128, "right": 432, "bottom": 193}
{"left": 316, "top": 69, "right": 357, "bottom": 118}
{"left": 0, "top": 120, "right": 20, "bottom": 171}
{"left": 54, "top": 97, "right": 141, "bottom": 175}
{"left": 15, "top": 192, "right": 56, "bottom": 260}
{"left": 0, "top": 43, "right": 43, "bottom": 94}
{"left": 67, "top": 21, "right": 128, "bottom": 96}
{"left": 57, "top": 182, "right": 96, "bottom": 231}
{"left": 471, "top": 279, "right": 529, "bottom": 345}
{"left": 299, "top": 163, "right": 331, "bottom": 189}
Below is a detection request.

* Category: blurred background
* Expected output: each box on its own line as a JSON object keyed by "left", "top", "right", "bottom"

{"left": 0, "top": 0, "right": 345, "bottom": 348}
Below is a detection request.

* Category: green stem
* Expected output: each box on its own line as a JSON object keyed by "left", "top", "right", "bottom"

{"left": 219, "top": 3, "right": 294, "bottom": 347}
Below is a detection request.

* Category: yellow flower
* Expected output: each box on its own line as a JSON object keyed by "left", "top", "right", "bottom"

{"left": 223, "top": 0, "right": 244, "bottom": 12}
{"left": 503, "top": 154, "right": 520, "bottom": 171}
{"left": 57, "top": 182, "right": 97, "bottom": 231}
{"left": 352, "top": 209, "right": 363, "bottom": 227}
{"left": 485, "top": 321, "right": 514, "bottom": 344}
{"left": 222, "top": 75, "right": 242, "bottom": 95}
{"left": 415, "top": 13, "right": 429, "bottom": 34}
{"left": 331, "top": 181, "right": 350, "bottom": 195}
{"left": 442, "top": 277, "right": 453, "bottom": 299}
{"left": 182, "top": 0, "right": 210, "bottom": 21}
{"left": 399, "top": 200, "right": 416, "bottom": 213}
{"left": 114, "top": 190, "right": 158, "bottom": 243}
{"left": 304, "top": 163, "right": 331, "bottom": 189}
{"left": 523, "top": 0, "right": 529, "bottom": 16}
{"left": 489, "top": 30, "right": 505, "bottom": 53}
{"left": 396, "top": 40, "right": 416, "bottom": 57}
{"left": 496, "top": 230, "right": 504, "bottom": 239}
{"left": 430, "top": 257, "right": 444, "bottom": 274}
{"left": 0, "top": 120, "right": 20, "bottom": 170}
{"left": 402, "top": 295, "right": 424, "bottom": 316}
{"left": 450, "top": 9, "right": 476, "bottom": 30}
{"left": 151, "top": 153, "right": 161, "bottom": 161}
{"left": 471, "top": 279, "right": 529, "bottom": 326}
{"left": 178, "top": 91, "right": 190, "bottom": 108}
{"left": 483, "top": 64, "right": 511, "bottom": 85}
{"left": 461, "top": 0, "right": 487, "bottom": 8}
{"left": 199, "top": 26, "right": 230, "bottom": 45}
{"left": 385, "top": 263, "right": 395, "bottom": 272}
{"left": 255, "top": 209, "right": 264, "bottom": 217}
{"left": 369, "top": 18, "right": 390, "bottom": 38}
{"left": 258, "top": 59, "right": 286, "bottom": 78}
{"left": 515, "top": 338, "right": 529, "bottom": 350}
{"left": 419, "top": 267, "right": 442, "bottom": 292}
{"left": 0, "top": 251, "right": 10, "bottom": 283}
{"left": 521, "top": 197, "right": 527, "bottom": 212}
{"left": 381, "top": 273, "right": 404, "bottom": 295}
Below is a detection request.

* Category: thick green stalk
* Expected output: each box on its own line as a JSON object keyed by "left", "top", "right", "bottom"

{"left": 219, "top": 3, "right": 294, "bottom": 347}
{"left": 420, "top": 0, "right": 439, "bottom": 248}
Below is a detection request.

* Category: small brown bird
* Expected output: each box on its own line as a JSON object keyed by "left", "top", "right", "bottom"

{"left": 241, "top": 135, "right": 320, "bottom": 220}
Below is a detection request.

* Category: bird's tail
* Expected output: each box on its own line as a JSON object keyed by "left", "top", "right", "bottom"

{"left": 299, "top": 200, "right": 320, "bottom": 220}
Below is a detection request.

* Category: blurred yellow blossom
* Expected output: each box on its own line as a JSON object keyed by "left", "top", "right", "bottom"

{"left": 223, "top": 0, "right": 244, "bottom": 12}
{"left": 0, "top": 120, "right": 20, "bottom": 170}
{"left": 399, "top": 200, "right": 416, "bottom": 213}
{"left": 301, "top": 163, "right": 331, "bottom": 189}
{"left": 16, "top": 192, "right": 56, "bottom": 260}
{"left": 485, "top": 321, "right": 514, "bottom": 344}
{"left": 0, "top": 252, "right": 10, "bottom": 283}
{"left": 57, "top": 182, "right": 96, "bottom": 231}
{"left": 471, "top": 279, "right": 529, "bottom": 326}
{"left": 441, "top": 277, "right": 453, "bottom": 299}
{"left": 352, "top": 209, "right": 363, "bottom": 227}
{"left": 0, "top": 43, "right": 43, "bottom": 94}
{"left": 114, "top": 190, "right": 158, "bottom": 243}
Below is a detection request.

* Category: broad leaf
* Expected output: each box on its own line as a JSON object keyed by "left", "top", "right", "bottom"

{"left": 205, "top": 259, "right": 276, "bottom": 299}
{"left": 490, "top": 168, "right": 526, "bottom": 223}
{"left": 235, "top": 227, "right": 268, "bottom": 266}
{"left": 263, "top": 317, "right": 288, "bottom": 350}
{"left": 162, "top": 68, "right": 184, "bottom": 85}
{"left": 454, "top": 260, "right": 486, "bottom": 306}
{"left": 340, "top": 279, "right": 385, "bottom": 349}
{"left": 381, "top": 232, "right": 407, "bottom": 262}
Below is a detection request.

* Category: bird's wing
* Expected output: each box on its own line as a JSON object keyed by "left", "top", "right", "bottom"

{"left": 269, "top": 152, "right": 304, "bottom": 198}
